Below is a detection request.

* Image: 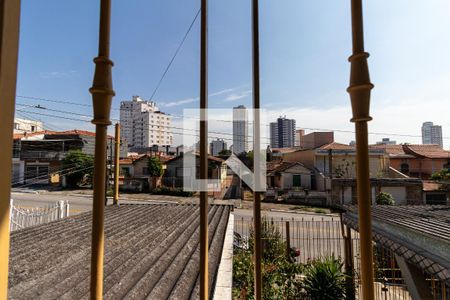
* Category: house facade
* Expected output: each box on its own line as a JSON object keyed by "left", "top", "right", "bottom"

{"left": 370, "top": 144, "right": 450, "bottom": 179}
{"left": 331, "top": 178, "right": 423, "bottom": 206}
{"left": 267, "top": 161, "right": 313, "bottom": 190}
{"left": 13, "top": 130, "right": 113, "bottom": 185}
{"left": 283, "top": 142, "right": 390, "bottom": 191}
{"left": 163, "top": 154, "right": 227, "bottom": 190}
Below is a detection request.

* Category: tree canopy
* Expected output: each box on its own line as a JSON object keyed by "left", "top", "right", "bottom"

{"left": 147, "top": 156, "right": 164, "bottom": 177}
{"left": 62, "top": 150, "right": 94, "bottom": 187}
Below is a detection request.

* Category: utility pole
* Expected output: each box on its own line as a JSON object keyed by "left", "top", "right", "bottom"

{"left": 113, "top": 123, "right": 120, "bottom": 205}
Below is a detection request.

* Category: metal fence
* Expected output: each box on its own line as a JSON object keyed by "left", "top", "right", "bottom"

{"left": 234, "top": 216, "right": 450, "bottom": 300}
{"left": 9, "top": 199, "right": 70, "bottom": 231}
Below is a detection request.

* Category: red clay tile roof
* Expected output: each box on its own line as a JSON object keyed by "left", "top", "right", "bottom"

{"left": 319, "top": 142, "right": 354, "bottom": 150}
{"left": 266, "top": 160, "right": 283, "bottom": 173}
{"left": 370, "top": 144, "right": 404, "bottom": 155}
{"left": 267, "top": 161, "right": 312, "bottom": 176}
{"left": 404, "top": 144, "right": 450, "bottom": 159}
{"left": 49, "top": 130, "right": 114, "bottom": 139}
{"left": 271, "top": 147, "right": 301, "bottom": 153}
{"left": 370, "top": 144, "right": 450, "bottom": 159}
{"left": 14, "top": 130, "right": 114, "bottom": 140}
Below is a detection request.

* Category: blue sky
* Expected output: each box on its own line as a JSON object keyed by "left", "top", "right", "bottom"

{"left": 15, "top": 0, "right": 450, "bottom": 148}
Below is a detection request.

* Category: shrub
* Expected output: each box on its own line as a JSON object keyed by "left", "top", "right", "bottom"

{"left": 303, "top": 256, "right": 346, "bottom": 300}
{"left": 376, "top": 192, "right": 395, "bottom": 205}
{"left": 233, "top": 218, "right": 303, "bottom": 299}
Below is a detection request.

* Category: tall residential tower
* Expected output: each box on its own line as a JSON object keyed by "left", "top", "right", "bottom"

{"left": 270, "top": 116, "right": 296, "bottom": 148}
{"left": 232, "top": 105, "right": 248, "bottom": 154}
{"left": 422, "top": 122, "right": 443, "bottom": 148}
{"left": 120, "top": 96, "right": 173, "bottom": 148}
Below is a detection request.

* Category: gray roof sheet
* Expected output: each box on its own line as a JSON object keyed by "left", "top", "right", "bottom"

{"left": 8, "top": 203, "right": 231, "bottom": 299}
{"left": 342, "top": 205, "right": 450, "bottom": 284}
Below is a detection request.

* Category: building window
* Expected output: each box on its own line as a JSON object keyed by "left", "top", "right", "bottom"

{"left": 400, "top": 163, "right": 409, "bottom": 174}
{"left": 444, "top": 162, "right": 450, "bottom": 172}
{"left": 142, "top": 167, "right": 150, "bottom": 175}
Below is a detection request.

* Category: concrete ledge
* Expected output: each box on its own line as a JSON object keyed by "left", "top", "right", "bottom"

{"left": 213, "top": 213, "right": 234, "bottom": 299}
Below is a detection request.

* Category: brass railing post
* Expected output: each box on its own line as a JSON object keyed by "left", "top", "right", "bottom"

{"left": 0, "top": 0, "right": 21, "bottom": 297}
{"left": 199, "top": 0, "right": 209, "bottom": 298}
{"left": 252, "top": 0, "right": 262, "bottom": 298}
{"left": 113, "top": 123, "right": 120, "bottom": 205}
{"left": 89, "top": 0, "right": 114, "bottom": 298}
{"left": 347, "top": 0, "right": 375, "bottom": 299}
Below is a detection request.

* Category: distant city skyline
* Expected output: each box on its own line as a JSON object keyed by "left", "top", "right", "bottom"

{"left": 14, "top": 0, "right": 450, "bottom": 149}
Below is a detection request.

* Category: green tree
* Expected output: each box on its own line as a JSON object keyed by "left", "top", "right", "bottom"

{"left": 218, "top": 149, "right": 232, "bottom": 156}
{"left": 430, "top": 169, "right": 450, "bottom": 181}
{"left": 376, "top": 192, "right": 395, "bottom": 205}
{"left": 62, "top": 150, "right": 94, "bottom": 187}
{"left": 147, "top": 156, "right": 164, "bottom": 190}
{"left": 147, "top": 156, "right": 164, "bottom": 177}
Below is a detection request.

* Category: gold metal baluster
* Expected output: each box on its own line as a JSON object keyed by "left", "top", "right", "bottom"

{"left": 89, "top": 0, "right": 115, "bottom": 298}
{"left": 348, "top": 0, "right": 375, "bottom": 299}
{"left": 0, "top": 0, "right": 21, "bottom": 297}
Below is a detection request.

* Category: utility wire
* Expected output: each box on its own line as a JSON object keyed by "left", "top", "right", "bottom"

{"left": 149, "top": 8, "right": 201, "bottom": 101}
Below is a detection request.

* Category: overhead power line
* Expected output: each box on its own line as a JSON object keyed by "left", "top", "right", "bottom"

{"left": 149, "top": 8, "right": 201, "bottom": 101}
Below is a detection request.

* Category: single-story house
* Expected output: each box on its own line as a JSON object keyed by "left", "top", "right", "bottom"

{"left": 267, "top": 161, "right": 313, "bottom": 190}
{"left": 331, "top": 178, "right": 423, "bottom": 206}
{"left": 163, "top": 153, "right": 227, "bottom": 189}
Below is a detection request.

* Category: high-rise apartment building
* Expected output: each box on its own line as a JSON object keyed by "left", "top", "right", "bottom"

{"left": 270, "top": 116, "right": 296, "bottom": 148}
{"left": 210, "top": 139, "right": 227, "bottom": 156}
{"left": 422, "top": 122, "right": 443, "bottom": 148}
{"left": 120, "top": 96, "right": 173, "bottom": 148}
{"left": 233, "top": 105, "right": 248, "bottom": 154}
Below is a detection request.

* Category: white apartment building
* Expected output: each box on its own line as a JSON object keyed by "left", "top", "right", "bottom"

{"left": 233, "top": 105, "right": 248, "bottom": 154}
{"left": 120, "top": 96, "right": 173, "bottom": 148}
{"left": 422, "top": 121, "right": 443, "bottom": 148}
{"left": 13, "top": 118, "right": 43, "bottom": 134}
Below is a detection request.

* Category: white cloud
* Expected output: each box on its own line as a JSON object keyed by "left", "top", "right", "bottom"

{"left": 162, "top": 97, "right": 198, "bottom": 108}
{"left": 225, "top": 90, "right": 252, "bottom": 102}
{"left": 39, "top": 70, "right": 77, "bottom": 79}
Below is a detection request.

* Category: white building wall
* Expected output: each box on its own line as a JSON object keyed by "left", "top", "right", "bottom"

{"left": 13, "top": 118, "right": 43, "bottom": 134}
{"left": 120, "top": 96, "right": 172, "bottom": 148}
